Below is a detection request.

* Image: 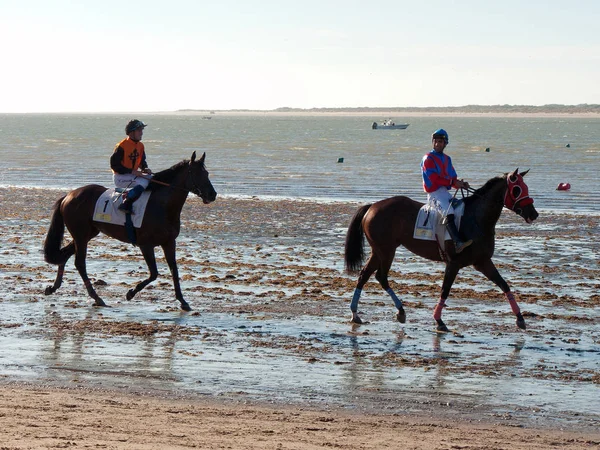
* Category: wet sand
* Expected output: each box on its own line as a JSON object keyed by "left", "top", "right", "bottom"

{"left": 0, "top": 187, "right": 599, "bottom": 448}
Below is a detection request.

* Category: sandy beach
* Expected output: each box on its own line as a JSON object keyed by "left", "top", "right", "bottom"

{"left": 0, "top": 187, "right": 599, "bottom": 449}
{"left": 1, "top": 384, "right": 599, "bottom": 449}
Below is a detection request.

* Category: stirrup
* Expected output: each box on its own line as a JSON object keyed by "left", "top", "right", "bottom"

{"left": 454, "top": 239, "right": 473, "bottom": 253}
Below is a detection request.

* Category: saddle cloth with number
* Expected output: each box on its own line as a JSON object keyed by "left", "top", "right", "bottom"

{"left": 93, "top": 188, "right": 151, "bottom": 228}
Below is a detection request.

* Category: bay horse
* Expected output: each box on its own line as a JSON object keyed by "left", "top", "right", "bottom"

{"left": 344, "top": 169, "right": 538, "bottom": 331}
{"left": 43, "top": 151, "right": 216, "bottom": 311}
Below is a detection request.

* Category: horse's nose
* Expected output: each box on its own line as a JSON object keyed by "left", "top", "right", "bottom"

{"left": 203, "top": 188, "right": 217, "bottom": 204}
{"left": 530, "top": 208, "right": 539, "bottom": 221}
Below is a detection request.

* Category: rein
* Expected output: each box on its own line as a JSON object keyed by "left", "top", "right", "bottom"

{"left": 142, "top": 168, "right": 198, "bottom": 194}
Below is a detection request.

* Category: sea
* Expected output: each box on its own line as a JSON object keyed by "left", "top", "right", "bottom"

{"left": 0, "top": 112, "right": 598, "bottom": 213}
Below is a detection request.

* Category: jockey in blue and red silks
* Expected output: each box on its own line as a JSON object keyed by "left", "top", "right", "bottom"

{"left": 421, "top": 128, "right": 472, "bottom": 253}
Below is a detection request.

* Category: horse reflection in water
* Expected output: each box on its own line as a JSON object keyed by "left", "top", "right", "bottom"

{"left": 43, "top": 152, "right": 216, "bottom": 311}
{"left": 345, "top": 169, "right": 538, "bottom": 331}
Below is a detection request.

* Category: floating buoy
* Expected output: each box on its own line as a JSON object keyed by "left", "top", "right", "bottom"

{"left": 565, "top": 144, "right": 570, "bottom": 148}
{"left": 337, "top": 157, "right": 344, "bottom": 163}
{"left": 485, "top": 147, "right": 490, "bottom": 152}
{"left": 556, "top": 183, "right": 571, "bottom": 191}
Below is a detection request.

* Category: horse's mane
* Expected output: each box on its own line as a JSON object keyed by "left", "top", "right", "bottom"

{"left": 149, "top": 159, "right": 190, "bottom": 189}
{"left": 464, "top": 175, "right": 505, "bottom": 206}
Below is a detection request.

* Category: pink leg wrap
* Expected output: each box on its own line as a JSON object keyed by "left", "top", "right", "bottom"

{"left": 433, "top": 299, "right": 446, "bottom": 321}
{"left": 505, "top": 292, "right": 521, "bottom": 315}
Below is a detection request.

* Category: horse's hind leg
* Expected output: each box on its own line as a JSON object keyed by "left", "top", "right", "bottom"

{"left": 126, "top": 244, "right": 158, "bottom": 301}
{"left": 44, "top": 243, "right": 75, "bottom": 295}
{"left": 350, "top": 255, "right": 379, "bottom": 324}
{"left": 374, "top": 251, "right": 406, "bottom": 324}
{"left": 73, "top": 239, "right": 106, "bottom": 307}
{"left": 474, "top": 259, "right": 525, "bottom": 330}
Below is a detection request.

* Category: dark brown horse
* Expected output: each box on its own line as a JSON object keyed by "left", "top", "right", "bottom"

{"left": 344, "top": 169, "right": 538, "bottom": 331}
{"left": 43, "top": 151, "right": 216, "bottom": 311}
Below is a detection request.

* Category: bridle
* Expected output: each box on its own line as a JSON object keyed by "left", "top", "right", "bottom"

{"left": 146, "top": 161, "right": 207, "bottom": 198}
{"left": 187, "top": 163, "right": 206, "bottom": 197}
{"left": 462, "top": 172, "right": 533, "bottom": 214}
{"left": 503, "top": 172, "right": 534, "bottom": 214}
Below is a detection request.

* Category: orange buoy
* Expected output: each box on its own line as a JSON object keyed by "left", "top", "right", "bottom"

{"left": 556, "top": 183, "right": 571, "bottom": 191}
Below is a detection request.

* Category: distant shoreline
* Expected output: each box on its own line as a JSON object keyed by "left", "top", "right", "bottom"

{"left": 176, "top": 104, "right": 600, "bottom": 118}
{"left": 5, "top": 105, "right": 600, "bottom": 118}
{"left": 178, "top": 110, "right": 600, "bottom": 119}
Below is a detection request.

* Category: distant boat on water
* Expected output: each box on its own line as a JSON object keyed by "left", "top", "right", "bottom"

{"left": 372, "top": 119, "right": 409, "bottom": 130}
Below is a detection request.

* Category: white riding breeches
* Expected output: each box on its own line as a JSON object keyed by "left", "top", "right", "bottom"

{"left": 427, "top": 187, "right": 455, "bottom": 216}
{"left": 113, "top": 173, "right": 151, "bottom": 190}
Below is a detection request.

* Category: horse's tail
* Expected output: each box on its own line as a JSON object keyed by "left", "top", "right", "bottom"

{"left": 344, "top": 204, "right": 372, "bottom": 274}
{"left": 43, "top": 197, "right": 72, "bottom": 265}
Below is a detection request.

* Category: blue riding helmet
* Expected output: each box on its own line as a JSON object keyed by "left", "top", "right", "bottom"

{"left": 125, "top": 119, "right": 147, "bottom": 135}
{"left": 432, "top": 128, "right": 449, "bottom": 144}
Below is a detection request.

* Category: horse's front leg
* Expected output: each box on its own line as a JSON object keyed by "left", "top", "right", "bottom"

{"left": 126, "top": 245, "right": 159, "bottom": 301}
{"left": 473, "top": 259, "right": 525, "bottom": 330}
{"left": 433, "top": 264, "right": 460, "bottom": 332}
{"left": 161, "top": 240, "right": 190, "bottom": 311}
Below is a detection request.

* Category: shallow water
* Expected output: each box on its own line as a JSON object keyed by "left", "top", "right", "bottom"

{"left": 1, "top": 113, "right": 599, "bottom": 212}
{"left": 0, "top": 191, "right": 598, "bottom": 430}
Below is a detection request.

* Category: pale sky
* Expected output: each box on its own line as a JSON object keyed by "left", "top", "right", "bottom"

{"left": 1, "top": 0, "right": 598, "bottom": 112}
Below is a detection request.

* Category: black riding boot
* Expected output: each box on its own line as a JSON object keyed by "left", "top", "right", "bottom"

{"left": 119, "top": 185, "right": 144, "bottom": 215}
{"left": 443, "top": 214, "right": 472, "bottom": 254}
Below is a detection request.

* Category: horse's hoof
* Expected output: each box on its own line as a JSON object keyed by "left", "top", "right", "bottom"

{"left": 351, "top": 314, "right": 363, "bottom": 324}
{"left": 94, "top": 301, "right": 108, "bottom": 307}
{"left": 396, "top": 308, "right": 406, "bottom": 324}
{"left": 516, "top": 314, "right": 526, "bottom": 330}
{"left": 180, "top": 302, "right": 192, "bottom": 312}
{"left": 436, "top": 320, "right": 449, "bottom": 333}
{"left": 126, "top": 290, "right": 135, "bottom": 300}
{"left": 44, "top": 286, "right": 54, "bottom": 295}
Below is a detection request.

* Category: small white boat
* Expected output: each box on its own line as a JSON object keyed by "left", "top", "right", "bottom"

{"left": 372, "top": 119, "right": 409, "bottom": 130}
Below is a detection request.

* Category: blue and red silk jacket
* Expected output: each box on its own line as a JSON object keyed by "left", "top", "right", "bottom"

{"left": 421, "top": 150, "right": 458, "bottom": 193}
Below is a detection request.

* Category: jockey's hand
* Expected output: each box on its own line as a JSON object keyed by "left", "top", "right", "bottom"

{"left": 142, "top": 168, "right": 153, "bottom": 175}
{"left": 133, "top": 169, "right": 148, "bottom": 177}
{"left": 455, "top": 179, "right": 470, "bottom": 189}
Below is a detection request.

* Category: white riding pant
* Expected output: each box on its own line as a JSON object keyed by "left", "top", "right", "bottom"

{"left": 427, "top": 187, "right": 455, "bottom": 216}
{"left": 113, "top": 173, "right": 151, "bottom": 190}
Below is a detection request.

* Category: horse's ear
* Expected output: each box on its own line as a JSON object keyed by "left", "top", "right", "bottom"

{"left": 191, "top": 151, "right": 197, "bottom": 163}
{"left": 519, "top": 169, "right": 530, "bottom": 177}
{"left": 199, "top": 152, "right": 206, "bottom": 165}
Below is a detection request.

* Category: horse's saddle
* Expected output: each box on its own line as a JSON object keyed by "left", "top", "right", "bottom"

{"left": 93, "top": 188, "right": 151, "bottom": 228}
{"left": 413, "top": 199, "right": 465, "bottom": 242}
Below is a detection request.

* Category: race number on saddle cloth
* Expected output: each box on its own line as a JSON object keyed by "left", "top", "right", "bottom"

{"left": 413, "top": 198, "right": 465, "bottom": 241}
{"left": 93, "top": 188, "right": 151, "bottom": 228}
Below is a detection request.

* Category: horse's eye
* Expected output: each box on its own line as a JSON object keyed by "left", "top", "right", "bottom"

{"left": 512, "top": 186, "right": 522, "bottom": 198}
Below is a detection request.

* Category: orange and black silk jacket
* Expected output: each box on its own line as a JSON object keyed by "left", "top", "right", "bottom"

{"left": 110, "top": 138, "right": 148, "bottom": 174}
